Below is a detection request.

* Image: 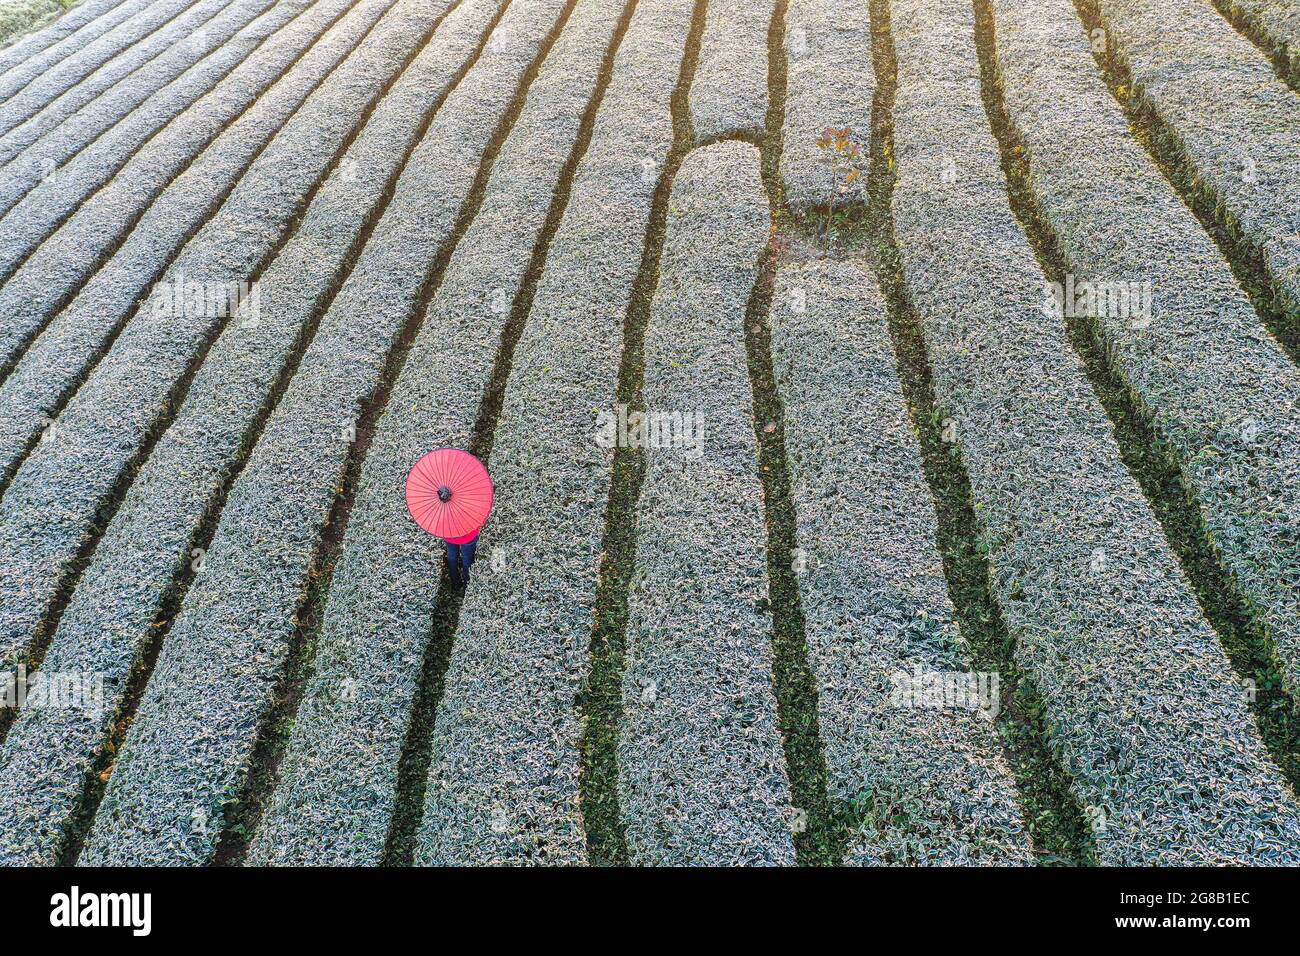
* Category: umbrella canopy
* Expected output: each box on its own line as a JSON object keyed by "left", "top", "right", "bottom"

{"left": 405, "top": 448, "right": 493, "bottom": 540}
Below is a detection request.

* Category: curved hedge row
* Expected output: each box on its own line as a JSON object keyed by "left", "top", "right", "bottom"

{"left": 0, "top": 0, "right": 412, "bottom": 678}
{"left": 890, "top": 0, "right": 1300, "bottom": 864}
{"left": 0, "top": 0, "right": 137, "bottom": 94}
{"left": 0, "top": 0, "right": 388, "bottom": 500}
{"left": 0, "top": 0, "right": 505, "bottom": 868}
{"left": 0, "top": 0, "right": 350, "bottom": 363}
{"left": 252, "top": 0, "right": 633, "bottom": 866}
{"left": 0, "top": 0, "right": 198, "bottom": 137}
{"left": 615, "top": 140, "right": 795, "bottom": 865}
{"left": 0, "top": 0, "right": 272, "bottom": 169}
{"left": 0, "top": 1, "right": 83, "bottom": 53}
{"left": 412, "top": 0, "right": 699, "bottom": 866}
{"left": 1089, "top": 0, "right": 1300, "bottom": 329}
{"left": 80, "top": 0, "right": 575, "bottom": 866}
{"left": 0, "top": 0, "right": 115, "bottom": 70}
{"left": 1215, "top": 0, "right": 1300, "bottom": 82}
{"left": 769, "top": 258, "right": 1033, "bottom": 865}
{"left": 0, "top": 0, "right": 231, "bottom": 154}
{"left": 990, "top": 0, "right": 1300, "bottom": 712}
{"left": 0, "top": 0, "right": 303, "bottom": 219}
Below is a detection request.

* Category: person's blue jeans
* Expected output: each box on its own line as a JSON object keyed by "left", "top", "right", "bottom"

{"left": 446, "top": 535, "right": 478, "bottom": 585}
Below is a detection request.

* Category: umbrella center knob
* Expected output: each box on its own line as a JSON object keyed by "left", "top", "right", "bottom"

{"left": 437, "top": 485, "right": 452, "bottom": 503}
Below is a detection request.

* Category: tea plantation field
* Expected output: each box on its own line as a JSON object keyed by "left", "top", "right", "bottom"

{"left": 0, "top": 0, "right": 1297, "bottom": 866}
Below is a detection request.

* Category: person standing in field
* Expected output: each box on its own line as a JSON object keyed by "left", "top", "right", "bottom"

{"left": 405, "top": 448, "right": 493, "bottom": 586}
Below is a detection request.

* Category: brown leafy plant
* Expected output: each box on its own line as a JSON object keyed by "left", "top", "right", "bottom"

{"left": 815, "top": 127, "right": 866, "bottom": 242}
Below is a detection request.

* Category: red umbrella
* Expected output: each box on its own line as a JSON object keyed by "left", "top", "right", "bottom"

{"left": 405, "top": 448, "right": 493, "bottom": 540}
